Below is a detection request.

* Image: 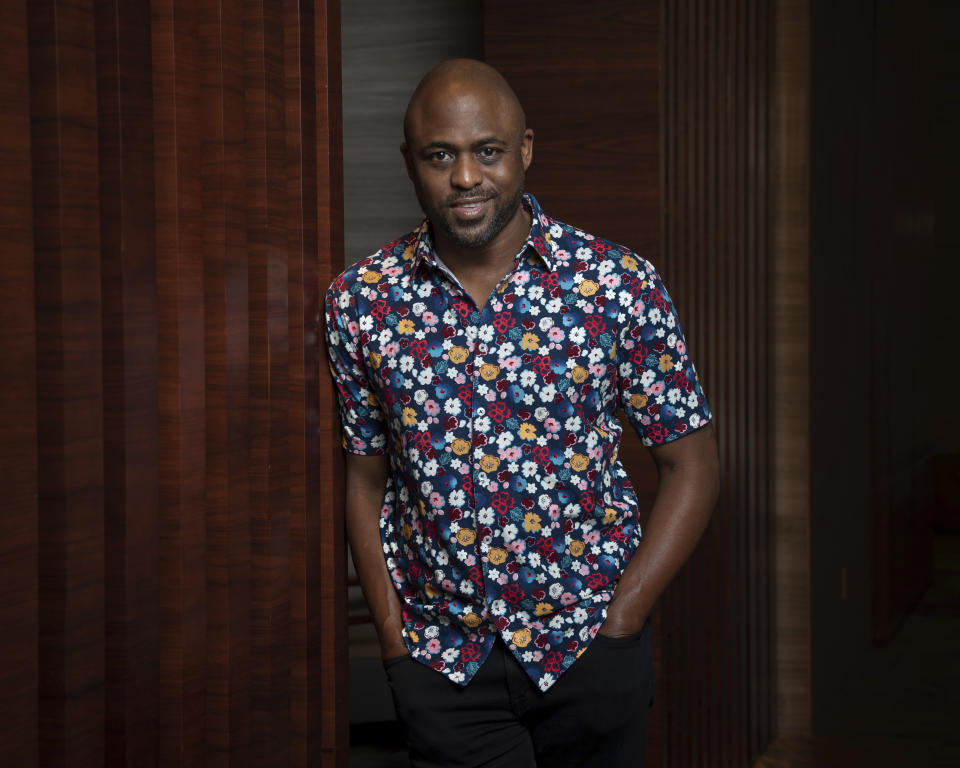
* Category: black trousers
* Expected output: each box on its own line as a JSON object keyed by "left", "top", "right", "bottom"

{"left": 383, "top": 621, "right": 654, "bottom": 768}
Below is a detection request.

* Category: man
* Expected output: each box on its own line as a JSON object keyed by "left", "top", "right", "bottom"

{"left": 325, "top": 59, "right": 719, "bottom": 768}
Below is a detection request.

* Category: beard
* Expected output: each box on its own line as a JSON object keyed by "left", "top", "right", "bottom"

{"left": 418, "top": 176, "right": 525, "bottom": 249}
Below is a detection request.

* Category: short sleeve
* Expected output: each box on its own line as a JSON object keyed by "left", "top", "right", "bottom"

{"left": 324, "top": 284, "right": 388, "bottom": 455}
{"left": 617, "top": 262, "right": 712, "bottom": 446}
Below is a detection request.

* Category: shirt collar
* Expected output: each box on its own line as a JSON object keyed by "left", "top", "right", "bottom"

{"left": 410, "top": 193, "right": 558, "bottom": 276}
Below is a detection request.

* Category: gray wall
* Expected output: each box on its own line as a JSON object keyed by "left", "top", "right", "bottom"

{"left": 340, "top": 0, "right": 482, "bottom": 724}
{"left": 341, "top": 0, "right": 482, "bottom": 267}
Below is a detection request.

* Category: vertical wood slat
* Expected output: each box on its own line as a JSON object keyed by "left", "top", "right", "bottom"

{"left": 27, "top": 1, "right": 107, "bottom": 766}
{"left": 199, "top": 0, "right": 252, "bottom": 763}
{"left": 0, "top": 2, "right": 38, "bottom": 765}
{"left": 660, "top": 0, "right": 776, "bottom": 766}
{"left": 95, "top": 0, "right": 161, "bottom": 763}
{"left": 152, "top": 0, "right": 208, "bottom": 764}
{"left": 315, "top": 2, "right": 348, "bottom": 764}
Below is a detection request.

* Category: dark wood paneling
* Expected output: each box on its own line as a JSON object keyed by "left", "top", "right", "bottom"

{"left": 2, "top": 0, "right": 346, "bottom": 764}
{"left": 95, "top": 0, "right": 161, "bottom": 763}
{"left": 314, "top": 3, "right": 348, "bottom": 763}
{"left": 0, "top": 3, "right": 38, "bottom": 766}
{"left": 27, "top": 0, "right": 107, "bottom": 765}
{"left": 485, "top": 2, "right": 776, "bottom": 766}
{"left": 198, "top": 0, "right": 252, "bottom": 763}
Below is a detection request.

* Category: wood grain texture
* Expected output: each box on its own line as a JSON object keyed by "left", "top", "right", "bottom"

{"left": 7, "top": 0, "right": 345, "bottom": 763}
{"left": 95, "top": 0, "right": 161, "bottom": 763}
{"left": 486, "top": 2, "right": 776, "bottom": 766}
{"left": 315, "top": 3, "right": 348, "bottom": 764}
{"left": 0, "top": 2, "right": 38, "bottom": 765}
{"left": 771, "top": 0, "right": 811, "bottom": 744}
{"left": 27, "top": 0, "right": 107, "bottom": 765}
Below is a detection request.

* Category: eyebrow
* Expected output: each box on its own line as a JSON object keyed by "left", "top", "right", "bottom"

{"left": 420, "top": 137, "right": 508, "bottom": 153}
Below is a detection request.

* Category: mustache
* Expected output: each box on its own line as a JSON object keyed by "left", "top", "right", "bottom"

{"left": 445, "top": 188, "right": 501, "bottom": 205}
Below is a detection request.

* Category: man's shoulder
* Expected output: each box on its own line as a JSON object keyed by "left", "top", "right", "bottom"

{"left": 327, "top": 228, "right": 422, "bottom": 300}
{"left": 541, "top": 210, "right": 659, "bottom": 280}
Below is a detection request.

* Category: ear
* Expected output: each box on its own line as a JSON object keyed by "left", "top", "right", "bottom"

{"left": 520, "top": 129, "right": 534, "bottom": 171}
{"left": 400, "top": 141, "right": 415, "bottom": 180}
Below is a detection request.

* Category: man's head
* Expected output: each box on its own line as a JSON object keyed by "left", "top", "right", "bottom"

{"left": 401, "top": 59, "right": 534, "bottom": 251}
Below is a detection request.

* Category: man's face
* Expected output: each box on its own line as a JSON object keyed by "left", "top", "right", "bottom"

{"left": 402, "top": 88, "right": 533, "bottom": 250}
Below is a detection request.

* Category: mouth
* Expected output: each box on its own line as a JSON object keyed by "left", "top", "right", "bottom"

{"left": 448, "top": 197, "right": 492, "bottom": 220}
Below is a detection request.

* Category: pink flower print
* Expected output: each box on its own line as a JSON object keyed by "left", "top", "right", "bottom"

{"left": 383, "top": 341, "right": 400, "bottom": 357}
{"left": 645, "top": 381, "right": 665, "bottom": 396}
{"left": 501, "top": 446, "right": 522, "bottom": 461}
{"left": 561, "top": 592, "right": 577, "bottom": 605}
{"left": 548, "top": 327, "right": 565, "bottom": 342}
{"left": 502, "top": 356, "right": 523, "bottom": 371}
{"left": 544, "top": 418, "right": 561, "bottom": 433}
{"left": 425, "top": 399, "right": 440, "bottom": 416}
{"left": 426, "top": 639, "right": 441, "bottom": 653}
{"left": 422, "top": 311, "right": 438, "bottom": 325}
{"left": 429, "top": 492, "right": 444, "bottom": 508}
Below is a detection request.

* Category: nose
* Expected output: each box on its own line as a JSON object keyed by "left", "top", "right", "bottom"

{"left": 450, "top": 155, "right": 482, "bottom": 190}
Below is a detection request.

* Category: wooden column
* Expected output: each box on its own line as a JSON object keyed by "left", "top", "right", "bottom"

{"left": 0, "top": 0, "right": 347, "bottom": 765}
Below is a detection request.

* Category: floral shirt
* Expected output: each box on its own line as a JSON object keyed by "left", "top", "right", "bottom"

{"left": 325, "top": 194, "right": 711, "bottom": 691}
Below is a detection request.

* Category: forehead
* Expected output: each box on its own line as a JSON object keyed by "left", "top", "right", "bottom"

{"left": 406, "top": 86, "right": 520, "bottom": 149}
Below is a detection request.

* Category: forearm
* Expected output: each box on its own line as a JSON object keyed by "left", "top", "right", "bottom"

{"left": 602, "top": 423, "right": 720, "bottom": 635}
{"left": 345, "top": 453, "right": 406, "bottom": 657}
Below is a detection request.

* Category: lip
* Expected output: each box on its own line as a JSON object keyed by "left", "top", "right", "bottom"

{"left": 448, "top": 197, "right": 491, "bottom": 220}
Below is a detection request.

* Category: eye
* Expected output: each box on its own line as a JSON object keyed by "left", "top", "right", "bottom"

{"left": 477, "top": 147, "right": 501, "bottom": 161}
{"left": 428, "top": 150, "right": 451, "bottom": 163}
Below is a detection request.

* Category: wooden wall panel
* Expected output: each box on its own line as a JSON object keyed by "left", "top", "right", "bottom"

{"left": 27, "top": 1, "right": 107, "bottom": 765}
{"left": 0, "top": 3, "right": 38, "bottom": 766}
{"left": 95, "top": 0, "right": 161, "bottom": 763}
{"left": 485, "top": 2, "right": 776, "bottom": 766}
{"left": 1, "top": 0, "right": 346, "bottom": 765}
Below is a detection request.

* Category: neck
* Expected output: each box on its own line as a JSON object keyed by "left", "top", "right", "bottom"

{"left": 433, "top": 205, "right": 532, "bottom": 275}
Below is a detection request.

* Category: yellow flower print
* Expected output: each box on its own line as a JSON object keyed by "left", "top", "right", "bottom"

{"left": 569, "top": 540, "right": 586, "bottom": 557}
{"left": 401, "top": 523, "right": 412, "bottom": 540}
{"left": 523, "top": 512, "right": 542, "bottom": 532}
{"left": 570, "top": 454, "right": 589, "bottom": 472}
{"left": 397, "top": 319, "right": 415, "bottom": 334}
{"left": 479, "top": 363, "right": 500, "bottom": 381}
{"left": 456, "top": 528, "right": 476, "bottom": 546}
{"left": 480, "top": 454, "right": 500, "bottom": 473}
{"left": 361, "top": 270, "right": 381, "bottom": 283}
{"left": 520, "top": 332, "right": 540, "bottom": 350}
{"left": 463, "top": 612, "right": 481, "bottom": 628}
{"left": 409, "top": 631, "right": 419, "bottom": 643}
{"left": 511, "top": 628, "right": 532, "bottom": 648}
{"left": 535, "top": 601, "right": 554, "bottom": 617}
{"left": 658, "top": 353, "right": 673, "bottom": 372}
{"left": 452, "top": 438, "right": 471, "bottom": 455}
{"left": 621, "top": 253, "right": 639, "bottom": 271}
{"left": 603, "top": 507, "right": 619, "bottom": 524}
{"left": 579, "top": 279, "right": 599, "bottom": 297}
{"left": 402, "top": 244, "right": 416, "bottom": 261}
{"left": 401, "top": 407, "right": 418, "bottom": 426}
{"left": 369, "top": 351, "right": 381, "bottom": 369}
{"left": 488, "top": 547, "right": 508, "bottom": 565}
{"left": 424, "top": 582, "right": 441, "bottom": 598}
{"left": 571, "top": 366, "right": 588, "bottom": 383}
{"left": 449, "top": 345, "right": 469, "bottom": 363}
{"left": 630, "top": 393, "right": 648, "bottom": 409}
{"left": 518, "top": 422, "right": 537, "bottom": 440}
{"left": 366, "top": 392, "right": 379, "bottom": 407}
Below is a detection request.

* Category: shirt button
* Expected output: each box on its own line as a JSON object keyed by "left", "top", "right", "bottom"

{"left": 476, "top": 407, "right": 485, "bottom": 415}
{"left": 477, "top": 343, "right": 488, "bottom": 354}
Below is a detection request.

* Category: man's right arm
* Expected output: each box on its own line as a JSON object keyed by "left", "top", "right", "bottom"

{"left": 346, "top": 452, "right": 407, "bottom": 660}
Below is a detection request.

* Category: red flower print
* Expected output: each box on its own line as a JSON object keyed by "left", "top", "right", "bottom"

{"left": 461, "top": 643, "right": 482, "bottom": 663}
{"left": 544, "top": 651, "right": 564, "bottom": 674}
{"left": 488, "top": 402, "right": 510, "bottom": 423}
{"left": 502, "top": 584, "right": 526, "bottom": 604}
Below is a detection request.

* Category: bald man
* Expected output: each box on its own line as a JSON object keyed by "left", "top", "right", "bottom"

{"left": 325, "top": 59, "right": 719, "bottom": 768}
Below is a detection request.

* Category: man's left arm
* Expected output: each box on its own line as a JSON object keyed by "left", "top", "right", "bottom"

{"left": 599, "top": 422, "right": 720, "bottom": 637}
